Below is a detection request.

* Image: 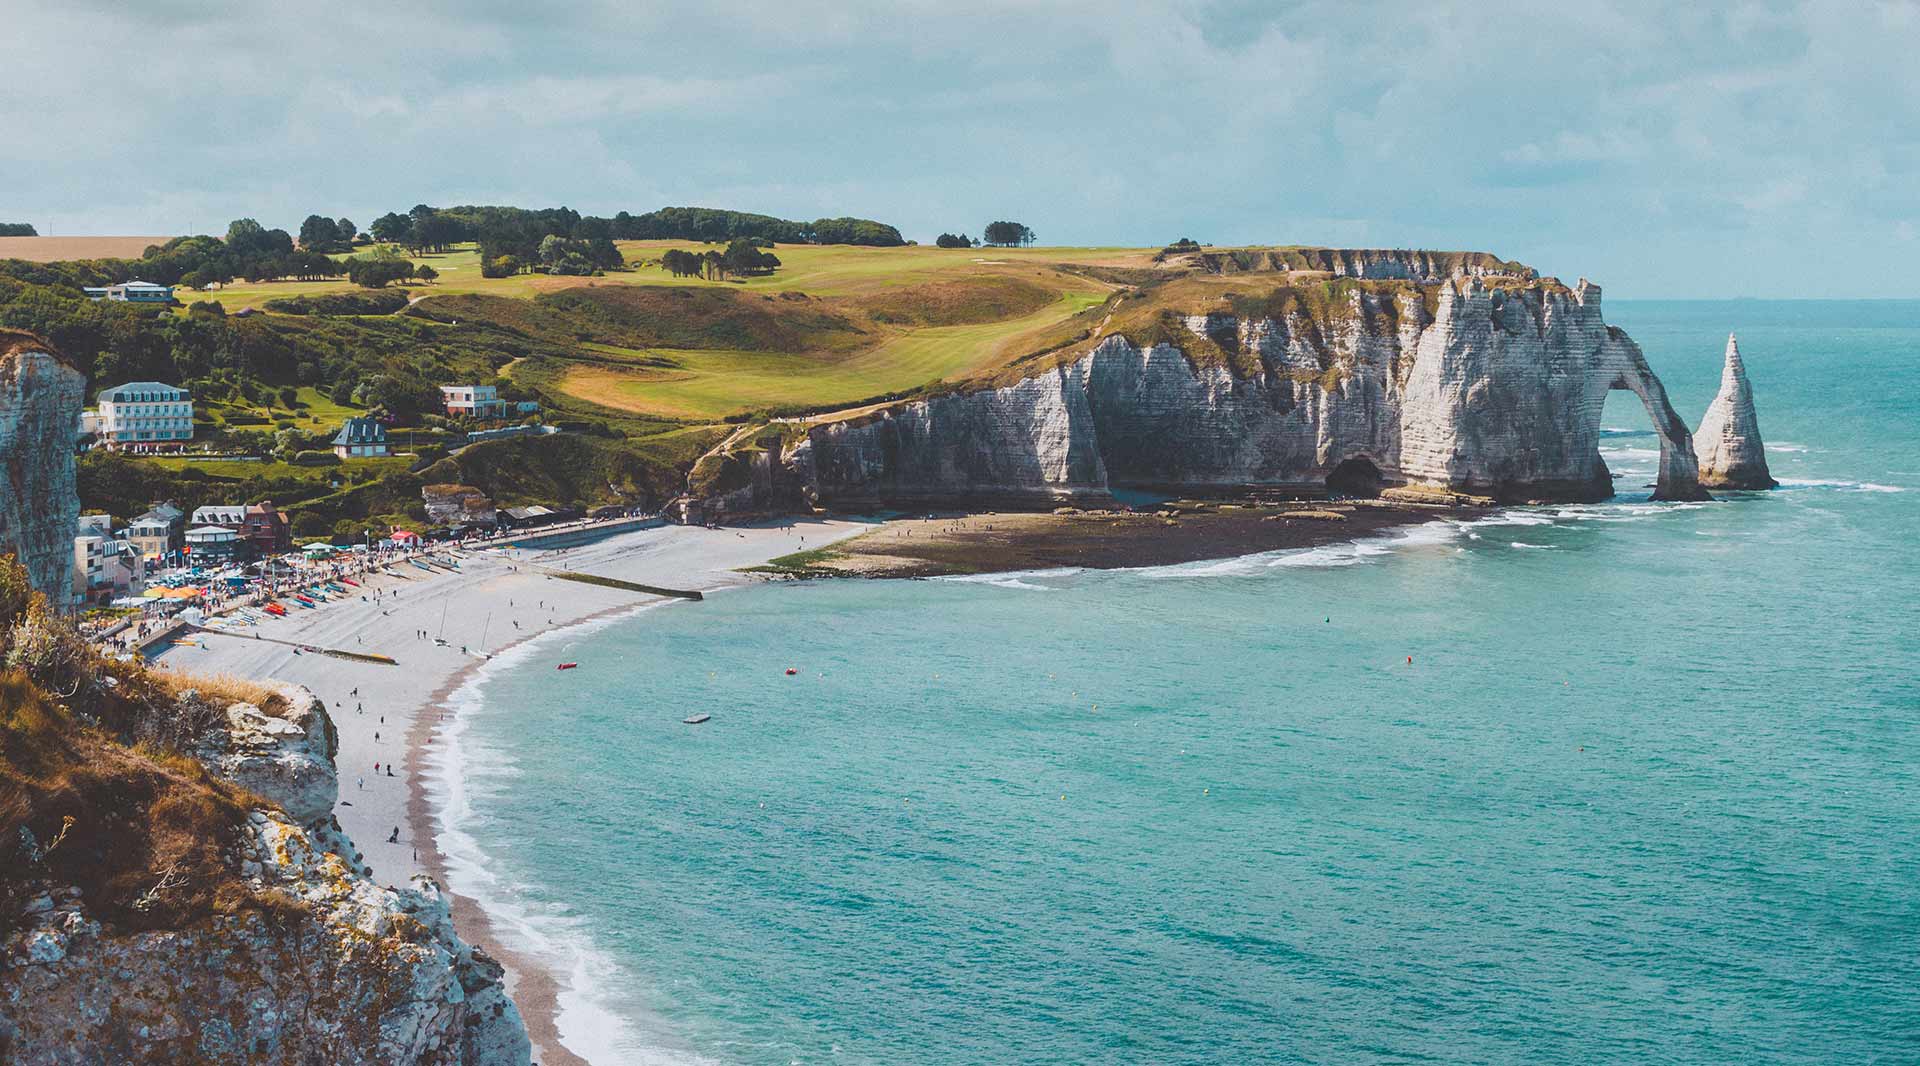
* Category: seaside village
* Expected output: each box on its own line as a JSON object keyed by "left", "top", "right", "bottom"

{"left": 71, "top": 355, "right": 649, "bottom": 656}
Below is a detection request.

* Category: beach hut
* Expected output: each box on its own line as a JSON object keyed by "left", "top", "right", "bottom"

{"left": 302, "top": 542, "right": 338, "bottom": 557}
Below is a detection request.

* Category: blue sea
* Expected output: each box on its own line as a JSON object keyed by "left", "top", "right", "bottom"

{"left": 430, "top": 301, "right": 1920, "bottom": 1065}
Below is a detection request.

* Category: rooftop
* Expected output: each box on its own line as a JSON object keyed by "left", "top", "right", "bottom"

{"left": 98, "top": 381, "right": 187, "bottom": 401}
{"left": 334, "top": 417, "right": 387, "bottom": 445}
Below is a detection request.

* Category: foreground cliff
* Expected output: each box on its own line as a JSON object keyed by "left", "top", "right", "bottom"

{"left": 0, "top": 560, "right": 530, "bottom": 1064}
{"left": 775, "top": 267, "right": 1708, "bottom": 510}
{"left": 0, "top": 331, "right": 84, "bottom": 602}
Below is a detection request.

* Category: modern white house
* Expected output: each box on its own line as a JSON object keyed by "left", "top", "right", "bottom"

{"left": 94, "top": 382, "right": 194, "bottom": 449}
{"left": 82, "top": 280, "right": 176, "bottom": 304}
{"left": 440, "top": 384, "right": 507, "bottom": 419}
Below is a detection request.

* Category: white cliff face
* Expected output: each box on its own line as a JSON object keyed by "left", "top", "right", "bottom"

{"left": 0, "top": 686, "right": 532, "bottom": 1066}
{"left": 790, "top": 278, "right": 1708, "bottom": 507}
{"left": 0, "top": 333, "right": 85, "bottom": 603}
{"left": 792, "top": 361, "right": 1108, "bottom": 507}
{"left": 1694, "top": 334, "right": 1776, "bottom": 489}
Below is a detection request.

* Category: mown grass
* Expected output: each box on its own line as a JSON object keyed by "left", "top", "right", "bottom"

{"left": 546, "top": 290, "right": 1104, "bottom": 420}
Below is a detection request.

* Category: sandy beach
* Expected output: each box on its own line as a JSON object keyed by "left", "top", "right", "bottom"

{"left": 154, "top": 516, "right": 872, "bottom": 1066}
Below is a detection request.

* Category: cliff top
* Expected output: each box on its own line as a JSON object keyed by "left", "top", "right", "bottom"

{"left": 0, "top": 328, "right": 74, "bottom": 370}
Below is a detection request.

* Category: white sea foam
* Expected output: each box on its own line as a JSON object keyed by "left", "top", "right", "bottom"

{"left": 1510, "top": 541, "right": 1555, "bottom": 550}
{"left": 1599, "top": 446, "right": 1663, "bottom": 463}
{"left": 1777, "top": 477, "right": 1905, "bottom": 493}
{"left": 426, "top": 599, "right": 718, "bottom": 1066}
{"left": 1137, "top": 520, "right": 1464, "bottom": 578}
{"left": 1770, "top": 442, "right": 1810, "bottom": 453}
{"left": 938, "top": 567, "right": 1080, "bottom": 591}
{"left": 1550, "top": 500, "right": 1702, "bottom": 523}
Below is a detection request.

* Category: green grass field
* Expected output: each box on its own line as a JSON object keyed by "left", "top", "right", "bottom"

{"left": 175, "top": 239, "right": 1163, "bottom": 431}
{"left": 541, "top": 290, "right": 1104, "bottom": 420}
{"left": 197, "top": 385, "right": 367, "bottom": 434}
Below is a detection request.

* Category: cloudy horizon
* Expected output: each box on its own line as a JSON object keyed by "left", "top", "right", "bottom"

{"left": 10, "top": 0, "right": 1917, "bottom": 298}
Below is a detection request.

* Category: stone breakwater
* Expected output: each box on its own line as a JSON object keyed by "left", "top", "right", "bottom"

{"left": 0, "top": 331, "right": 84, "bottom": 602}
{"left": 786, "top": 278, "right": 1713, "bottom": 510}
{"left": 0, "top": 685, "right": 532, "bottom": 1066}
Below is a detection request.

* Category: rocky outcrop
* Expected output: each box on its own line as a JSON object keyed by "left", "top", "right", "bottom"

{"left": 1694, "top": 333, "right": 1776, "bottom": 489}
{"left": 194, "top": 684, "right": 340, "bottom": 826}
{"left": 422, "top": 484, "right": 498, "bottom": 528}
{"left": 0, "top": 685, "right": 532, "bottom": 1066}
{"left": 0, "top": 331, "right": 85, "bottom": 604}
{"left": 788, "top": 275, "right": 1709, "bottom": 508}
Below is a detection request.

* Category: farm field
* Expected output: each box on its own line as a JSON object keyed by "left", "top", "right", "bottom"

{"left": 0, "top": 235, "right": 175, "bottom": 261}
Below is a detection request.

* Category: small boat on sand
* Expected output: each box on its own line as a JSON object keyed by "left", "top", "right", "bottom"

{"left": 683, "top": 713, "right": 711, "bottom": 725}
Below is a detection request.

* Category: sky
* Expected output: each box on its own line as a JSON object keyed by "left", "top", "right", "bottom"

{"left": 8, "top": 0, "right": 1918, "bottom": 297}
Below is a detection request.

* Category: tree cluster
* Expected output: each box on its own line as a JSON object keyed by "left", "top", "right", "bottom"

{"left": 0, "top": 223, "right": 36, "bottom": 237}
{"left": 935, "top": 233, "right": 975, "bottom": 248}
{"left": 296, "top": 215, "right": 359, "bottom": 252}
{"left": 982, "top": 221, "right": 1036, "bottom": 247}
{"left": 658, "top": 239, "right": 782, "bottom": 282}
{"left": 608, "top": 207, "right": 905, "bottom": 246}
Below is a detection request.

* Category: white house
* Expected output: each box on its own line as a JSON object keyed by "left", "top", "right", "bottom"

{"left": 82, "top": 280, "right": 175, "bottom": 304}
{"left": 95, "top": 382, "right": 194, "bottom": 449}
{"left": 441, "top": 385, "right": 507, "bottom": 419}
{"left": 333, "top": 417, "right": 390, "bottom": 458}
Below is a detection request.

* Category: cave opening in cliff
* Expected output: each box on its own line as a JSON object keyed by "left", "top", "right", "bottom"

{"left": 1325, "top": 457, "right": 1384, "bottom": 499}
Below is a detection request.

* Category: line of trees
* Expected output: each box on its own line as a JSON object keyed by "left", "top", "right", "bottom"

{"left": 936, "top": 233, "right": 975, "bottom": 248}
{"left": 659, "top": 239, "right": 782, "bottom": 281}
{"left": 0, "top": 223, "right": 36, "bottom": 237}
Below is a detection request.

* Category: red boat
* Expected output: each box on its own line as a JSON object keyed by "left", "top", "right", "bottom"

{"left": 556, "top": 662, "right": 579, "bottom": 671}
{"left": 263, "top": 602, "right": 287, "bottom": 616}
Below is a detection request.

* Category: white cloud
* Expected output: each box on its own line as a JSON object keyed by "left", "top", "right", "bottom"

{"left": 2, "top": 0, "right": 1916, "bottom": 295}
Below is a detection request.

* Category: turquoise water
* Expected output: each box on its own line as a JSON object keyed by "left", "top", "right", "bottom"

{"left": 436, "top": 301, "right": 1920, "bottom": 1065}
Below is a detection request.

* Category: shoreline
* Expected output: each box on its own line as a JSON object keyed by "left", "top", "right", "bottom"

{"left": 752, "top": 499, "right": 1479, "bottom": 580}
{"left": 159, "top": 501, "right": 1472, "bottom": 1065}
{"left": 155, "top": 516, "right": 873, "bottom": 1066}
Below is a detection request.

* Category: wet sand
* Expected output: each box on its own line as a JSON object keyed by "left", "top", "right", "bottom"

{"left": 755, "top": 500, "right": 1478, "bottom": 579}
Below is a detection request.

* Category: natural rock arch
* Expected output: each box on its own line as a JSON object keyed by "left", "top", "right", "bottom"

{"left": 1596, "top": 328, "right": 1709, "bottom": 501}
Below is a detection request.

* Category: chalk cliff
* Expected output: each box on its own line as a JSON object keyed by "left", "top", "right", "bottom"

{"left": 788, "top": 274, "right": 1708, "bottom": 508}
{"left": 1694, "top": 333, "right": 1776, "bottom": 489}
{"left": 0, "top": 682, "right": 532, "bottom": 1065}
{"left": 0, "top": 331, "right": 84, "bottom": 602}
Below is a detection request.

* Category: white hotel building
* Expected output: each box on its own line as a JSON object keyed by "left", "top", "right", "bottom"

{"left": 93, "top": 382, "right": 194, "bottom": 450}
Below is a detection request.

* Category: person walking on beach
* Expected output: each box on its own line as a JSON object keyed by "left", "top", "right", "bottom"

{"left": 388, "top": 826, "right": 399, "bottom": 843}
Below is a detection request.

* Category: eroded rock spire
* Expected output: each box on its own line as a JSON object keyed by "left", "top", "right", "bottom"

{"left": 1695, "top": 333, "right": 1776, "bottom": 489}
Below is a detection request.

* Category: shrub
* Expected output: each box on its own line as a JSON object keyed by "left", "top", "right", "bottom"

{"left": 291, "top": 450, "right": 340, "bottom": 466}
{"left": 262, "top": 290, "right": 410, "bottom": 316}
